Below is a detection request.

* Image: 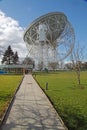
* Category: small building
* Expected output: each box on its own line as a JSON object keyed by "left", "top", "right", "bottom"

{"left": 0, "top": 64, "right": 33, "bottom": 74}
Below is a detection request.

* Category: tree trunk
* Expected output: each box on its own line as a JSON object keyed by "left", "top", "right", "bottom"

{"left": 76, "top": 70, "right": 80, "bottom": 86}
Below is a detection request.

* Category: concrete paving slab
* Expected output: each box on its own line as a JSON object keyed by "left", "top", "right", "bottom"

{"left": 1, "top": 75, "right": 67, "bottom": 130}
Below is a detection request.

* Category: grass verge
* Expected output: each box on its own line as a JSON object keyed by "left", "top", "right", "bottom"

{"left": 34, "top": 71, "right": 87, "bottom": 130}
{"left": 0, "top": 75, "right": 23, "bottom": 122}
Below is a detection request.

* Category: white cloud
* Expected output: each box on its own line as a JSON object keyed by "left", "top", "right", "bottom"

{"left": 0, "top": 10, "right": 28, "bottom": 60}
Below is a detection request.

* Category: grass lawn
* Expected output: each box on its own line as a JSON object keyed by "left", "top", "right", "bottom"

{"left": 35, "top": 71, "right": 87, "bottom": 130}
{"left": 0, "top": 75, "right": 23, "bottom": 121}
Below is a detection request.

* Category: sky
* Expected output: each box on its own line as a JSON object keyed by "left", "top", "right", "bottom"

{"left": 0, "top": 0, "right": 87, "bottom": 62}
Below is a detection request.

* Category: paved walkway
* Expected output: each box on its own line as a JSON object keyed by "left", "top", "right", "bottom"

{"left": 1, "top": 75, "right": 67, "bottom": 130}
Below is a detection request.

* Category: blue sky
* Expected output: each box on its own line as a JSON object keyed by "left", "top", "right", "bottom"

{"left": 0, "top": 0, "right": 87, "bottom": 59}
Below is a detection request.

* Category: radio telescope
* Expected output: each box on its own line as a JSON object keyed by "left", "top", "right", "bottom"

{"left": 23, "top": 12, "right": 75, "bottom": 70}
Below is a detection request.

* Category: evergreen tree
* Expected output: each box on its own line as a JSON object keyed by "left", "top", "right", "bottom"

{"left": 13, "top": 51, "right": 19, "bottom": 64}
{"left": 2, "top": 45, "right": 14, "bottom": 64}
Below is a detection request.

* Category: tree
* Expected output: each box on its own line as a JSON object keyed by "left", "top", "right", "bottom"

{"left": 65, "top": 62, "right": 73, "bottom": 70}
{"left": 2, "top": 45, "right": 19, "bottom": 65}
{"left": 13, "top": 51, "right": 19, "bottom": 64}
{"left": 71, "top": 43, "right": 84, "bottom": 86}
{"left": 48, "top": 62, "right": 58, "bottom": 70}
{"left": 22, "top": 57, "right": 35, "bottom": 68}
{"left": 38, "top": 61, "right": 44, "bottom": 71}
{"left": 81, "top": 62, "right": 87, "bottom": 70}
{"left": 2, "top": 46, "right": 14, "bottom": 64}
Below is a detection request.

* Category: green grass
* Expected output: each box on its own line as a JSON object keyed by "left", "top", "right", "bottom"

{"left": 0, "top": 75, "right": 23, "bottom": 120}
{"left": 35, "top": 71, "right": 87, "bottom": 130}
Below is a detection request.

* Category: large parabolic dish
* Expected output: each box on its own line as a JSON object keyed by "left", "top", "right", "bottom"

{"left": 24, "top": 12, "right": 75, "bottom": 70}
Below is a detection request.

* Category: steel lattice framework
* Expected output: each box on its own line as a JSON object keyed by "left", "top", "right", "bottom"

{"left": 23, "top": 12, "right": 75, "bottom": 70}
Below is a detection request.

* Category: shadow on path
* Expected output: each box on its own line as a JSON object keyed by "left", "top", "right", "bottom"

{"left": 1, "top": 75, "right": 66, "bottom": 130}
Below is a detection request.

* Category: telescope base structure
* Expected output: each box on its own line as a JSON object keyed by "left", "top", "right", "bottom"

{"left": 27, "top": 43, "right": 58, "bottom": 70}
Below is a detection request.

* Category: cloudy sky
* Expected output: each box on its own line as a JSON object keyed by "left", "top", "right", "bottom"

{"left": 0, "top": 0, "right": 87, "bottom": 61}
{"left": 0, "top": 10, "right": 28, "bottom": 58}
